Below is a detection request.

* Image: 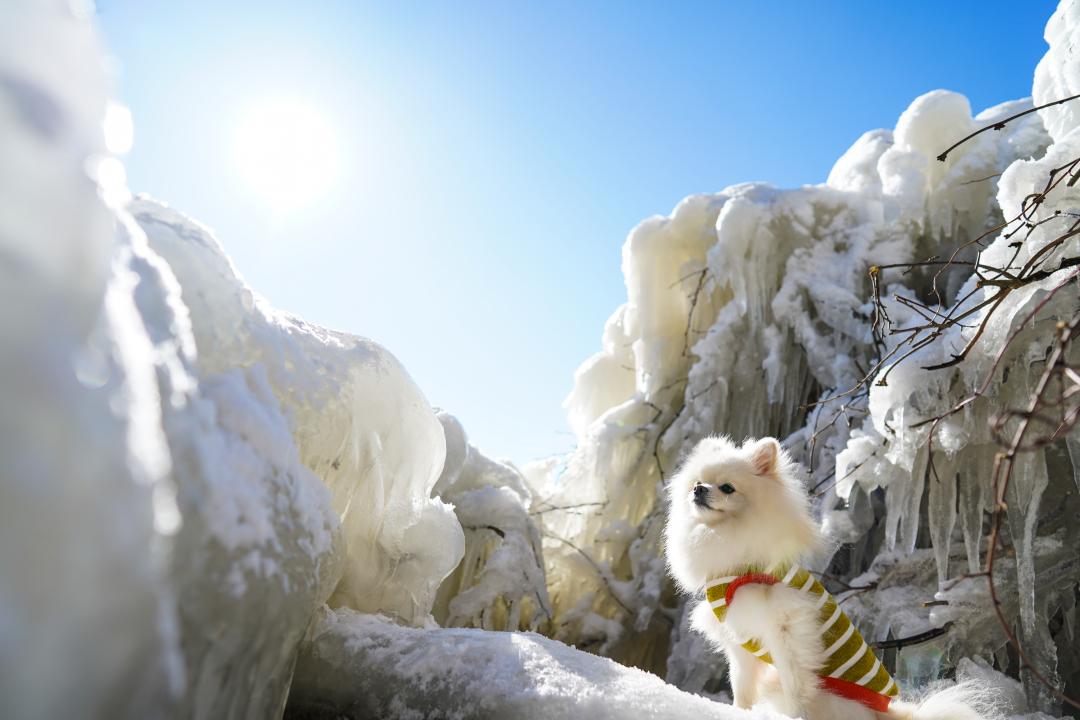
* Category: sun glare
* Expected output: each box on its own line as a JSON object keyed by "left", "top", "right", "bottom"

{"left": 232, "top": 98, "right": 340, "bottom": 211}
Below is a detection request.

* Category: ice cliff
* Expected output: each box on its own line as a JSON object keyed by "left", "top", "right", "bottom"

{"left": 3, "top": 0, "right": 1080, "bottom": 719}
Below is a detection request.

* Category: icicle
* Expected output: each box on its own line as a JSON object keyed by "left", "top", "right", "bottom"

{"left": 1062, "top": 587, "right": 1076, "bottom": 645}
{"left": 959, "top": 445, "right": 994, "bottom": 573}
{"left": 1065, "top": 431, "right": 1080, "bottom": 496}
{"left": 927, "top": 451, "right": 959, "bottom": 586}
{"left": 1005, "top": 452, "right": 1061, "bottom": 713}
{"left": 899, "top": 444, "right": 929, "bottom": 554}
{"left": 884, "top": 484, "right": 902, "bottom": 553}
{"left": 994, "top": 644, "right": 1011, "bottom": 674}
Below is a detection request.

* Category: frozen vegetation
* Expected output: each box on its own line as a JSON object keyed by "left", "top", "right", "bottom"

{"left": 2, "top": 0, "right": 1080, "bottom": 719}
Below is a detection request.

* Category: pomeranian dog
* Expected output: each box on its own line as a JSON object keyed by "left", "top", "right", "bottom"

{"left": 664, "top": 436, "right": 996, "bottom": 720}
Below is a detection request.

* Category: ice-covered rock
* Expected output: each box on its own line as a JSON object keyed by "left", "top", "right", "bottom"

{"left": 131, "top": 197, "right": 465, "bottom": 627}
{"left": 120, "top": 210, "right": 345, "bottom": 717}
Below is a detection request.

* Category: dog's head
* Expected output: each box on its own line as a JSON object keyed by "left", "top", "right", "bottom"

{"left": 673, "top": 436, "right": 786, "bottom": 524}
{"left": 664, "top": 436, "right": 821, "bottom": 590}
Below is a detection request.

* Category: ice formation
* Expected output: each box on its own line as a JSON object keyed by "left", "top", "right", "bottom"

{"left": 131, "top": 196, "right": 464, "bottom": 628}
{"left": 528, "top": 90, "right": 1050, "bottom": 676}
{"left": 1, "top": 3, "right": 182, "bottom": 716}
{"left": 4, "top": 0, "right": 1080, "bottom": 718}
{"left": 4, "top": 2, "right": 479, "bottom": 716}
{"left": 430, "top": 411, "right": 551, "bottom": 632}
{"left": 0, "top": 4, "right": 565, "bottom": 717}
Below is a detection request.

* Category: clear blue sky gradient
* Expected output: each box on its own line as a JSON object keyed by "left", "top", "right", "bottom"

{"left": 97, "top": 1, "right": 1056, "bottom": 465}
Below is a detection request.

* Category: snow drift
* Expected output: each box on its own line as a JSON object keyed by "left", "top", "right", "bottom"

{"left": 287, "top": 607, "right": 765, "bottom": 720}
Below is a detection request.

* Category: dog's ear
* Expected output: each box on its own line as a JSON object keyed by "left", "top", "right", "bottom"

{"left": 748, "top": 437, "right": 780, "bottom": 476}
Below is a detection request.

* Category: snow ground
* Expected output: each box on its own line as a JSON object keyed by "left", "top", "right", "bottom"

{"left": 287, "top": 607, "right": 777, "bottom": 720}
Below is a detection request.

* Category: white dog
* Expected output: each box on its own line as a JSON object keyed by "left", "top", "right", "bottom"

{"left": 664, "top": 436, "right": 996, "bottom": 720}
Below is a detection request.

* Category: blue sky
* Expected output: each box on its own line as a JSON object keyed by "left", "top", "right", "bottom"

{"left": 97, "top": 1, "right": 1055, "bottom": 465}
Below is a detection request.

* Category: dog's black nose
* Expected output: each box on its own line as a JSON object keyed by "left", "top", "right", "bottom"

{"left": 693, "top": 484, "right": 708, "bottom": 499}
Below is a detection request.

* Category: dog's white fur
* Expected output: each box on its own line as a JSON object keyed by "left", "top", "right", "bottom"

{"left": 664, "top": 436, "right": 998, "bottom": 720}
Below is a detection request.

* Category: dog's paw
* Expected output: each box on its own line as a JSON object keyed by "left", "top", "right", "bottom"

{"left": 773, "top": 699, "right": 809, "bottom": 719}
{"left": 734, "top": 698, "right": 756, "bottom": 711}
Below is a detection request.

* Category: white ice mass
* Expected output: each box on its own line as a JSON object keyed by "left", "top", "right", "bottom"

{"left": 2, "top": 0, "right": 1080, "bottom": 718}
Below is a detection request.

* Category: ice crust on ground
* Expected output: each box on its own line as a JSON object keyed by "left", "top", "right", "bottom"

{"left": 287, "top": 607, "right": 775, "bottom": 720}
{"left": 289, "top": 610, "right": 1048, "bottom": 720}
{"left": 4, "top": 0, "right": 1080, "bottom": 718}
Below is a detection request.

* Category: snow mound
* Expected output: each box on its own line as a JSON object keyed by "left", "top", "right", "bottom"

{"left": 287, "top": 607, "right": 773, "bottom": 720}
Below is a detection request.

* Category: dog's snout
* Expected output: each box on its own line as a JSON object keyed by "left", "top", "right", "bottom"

{"left": 693, "top": 484, "right": 708, "bottom": 498}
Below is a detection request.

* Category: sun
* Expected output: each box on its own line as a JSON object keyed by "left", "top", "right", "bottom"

{"left": 232, "top": 98, "right": 340, "bottom": 211}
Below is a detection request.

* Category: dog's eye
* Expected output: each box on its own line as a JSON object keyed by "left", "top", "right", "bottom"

{"left": 718, "top": 483, "right": 736, "bottom": 495}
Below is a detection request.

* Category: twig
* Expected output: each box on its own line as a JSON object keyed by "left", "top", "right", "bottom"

{"left": 543, "top": 530, "right": 633, "bottom": 616}
{"left": 936, "top": 93, "right": 1080, "bottom": 162}
{"left": 872, "top": 623, "right": 952, "bottom": 650}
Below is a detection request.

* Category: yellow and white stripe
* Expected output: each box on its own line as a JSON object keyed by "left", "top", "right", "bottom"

{"left": 705, "top": 564, "right": 898, "bottom": 701}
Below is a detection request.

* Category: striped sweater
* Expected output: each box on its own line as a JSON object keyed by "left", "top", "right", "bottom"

{"left": 706, "top": 563, "right": 898, "bottom": 712}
